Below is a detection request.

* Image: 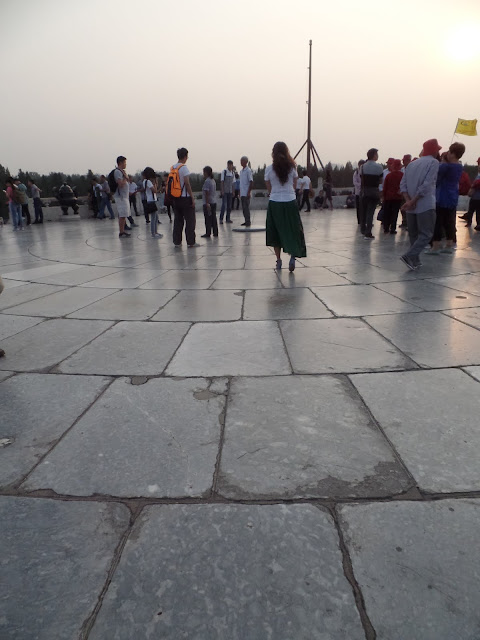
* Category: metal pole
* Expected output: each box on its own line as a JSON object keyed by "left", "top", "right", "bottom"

{"left": 307, "top": 40, "right": 312, "bottom": 175}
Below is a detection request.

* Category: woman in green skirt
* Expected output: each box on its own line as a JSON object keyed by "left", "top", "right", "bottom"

{"left": 265, "top": 141, "right": 307, "bottom": 272}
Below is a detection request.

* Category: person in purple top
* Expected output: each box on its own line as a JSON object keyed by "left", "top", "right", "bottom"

{"left": 426, "top": 142, "right": 465, "bottom": 255}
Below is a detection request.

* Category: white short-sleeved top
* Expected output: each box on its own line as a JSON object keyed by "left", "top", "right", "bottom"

{"left": 143, "top": 179, "right": 157, "bottom": 202}
{"left": 302, "top": 176, "right": 311, "bottom": 190}
{"left": 265, "top": 164, "right": 298, "bottom": 202}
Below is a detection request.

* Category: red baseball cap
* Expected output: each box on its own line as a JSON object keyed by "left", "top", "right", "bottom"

{"left": 422, "top": 139, "right": 442, "bottom": 156}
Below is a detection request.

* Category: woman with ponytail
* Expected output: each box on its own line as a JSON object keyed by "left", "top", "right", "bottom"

{"left": 265, "top": 141, "right": 306, "bottom": 271}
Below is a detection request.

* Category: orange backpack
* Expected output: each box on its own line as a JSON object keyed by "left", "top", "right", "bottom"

{"left": 166, "top": 163, "right": 185, "bottom": 198}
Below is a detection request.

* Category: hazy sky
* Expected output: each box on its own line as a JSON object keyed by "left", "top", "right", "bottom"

{"left": 1, "top": 0, "right": 479, "bottom": 175}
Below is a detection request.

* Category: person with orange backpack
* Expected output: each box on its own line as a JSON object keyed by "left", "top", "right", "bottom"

{"left": 167, "top": 147, "right": 198, "bottom": 247}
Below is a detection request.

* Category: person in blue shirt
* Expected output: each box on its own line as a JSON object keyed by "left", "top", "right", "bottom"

{"left": 427, "top": 142, "right": 465, "bottom": 255}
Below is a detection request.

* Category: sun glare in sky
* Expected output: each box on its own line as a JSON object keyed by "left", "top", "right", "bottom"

{"left": 445, "top": 22, "right": 480, "bottom": 61}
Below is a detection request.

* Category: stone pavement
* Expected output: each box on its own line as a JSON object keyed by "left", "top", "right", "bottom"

{"left": 1, "top": 206, "right": 480, "bottom": 639}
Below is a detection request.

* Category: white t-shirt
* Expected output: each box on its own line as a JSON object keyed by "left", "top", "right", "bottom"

{"left": 143, "top": 179, "right": 157, "bottom": 202}
{"left": 173, "top": 162, "right": 191, "bottom": 196}
{"left": 265, "top": 164, "right": 298, "bottom": 202}
{"left": 128, "top": 182, "right": 137, "bottom": 194}
{"left": 114, "top": 168, "right": 129, "bottom": 200}
{"left": 296, "top": 177, "right": 304, "bottom": 191}
{"left": 301, "top": 176, "right": 311, "bottom": 190}
{"left": 239, "top": 166, "right": 253, "bottom": 197}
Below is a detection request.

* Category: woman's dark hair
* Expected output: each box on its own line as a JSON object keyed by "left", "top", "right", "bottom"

{"left": 449, "top": 142, "right": 465, "bottom": 160}
{"left": 271, "top": 141, "right": 296, "bottom": 185}
{"left": 5, "top": 177, "right": 14, "bottom": 186}
{"left": 203, "top": 166, "right": 213, "bottom": 178}
{"left": 143, "top": 166, "right": 156, "bottom": 182}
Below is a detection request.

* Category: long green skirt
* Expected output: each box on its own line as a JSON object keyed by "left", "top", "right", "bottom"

{"left": 266, "top": 200, "right": 307, "bottom": 258}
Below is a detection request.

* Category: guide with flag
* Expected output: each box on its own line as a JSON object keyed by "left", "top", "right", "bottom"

{"left": 455, "top": 118, "right": 477, "bottom": 136}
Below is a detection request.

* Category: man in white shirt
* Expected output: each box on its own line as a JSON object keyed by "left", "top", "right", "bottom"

{"left": 219, "top": 160, "right": 235, "bottom": 223}
{"left": 296, "top": 174, "right": 304, "bottom": 206}
{"left": 114, "top": 156, "right": 131, "bottom": 238}
{"left": 299, "top": 170, "right": 312, "bottom": 212}
{"left": 128, "top": 176, "right": 139, "bottom": 216}
{"left": 239, "top": 155, "right": 253, "bottom": 226}
{"left": 171, "top": 147, "right": 197, "bottom": 247}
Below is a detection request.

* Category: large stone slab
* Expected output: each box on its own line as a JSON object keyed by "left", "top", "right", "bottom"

{"left": 464, "top": 366, "right": 480, "bottom": 382}
{"left": 280, "top": 318, "right": 412, "bottom": 373}
{"left": 166, "top": 321, "right": 291, "bottom": 376}
{"left": 0, "top": 283, "right": 67, "bottom": 310}
{"left": 89, "top": 504, "right": 365, "bottom": 640}
{"left": 243, "top": 288, "right": 332, "bottom": 320}
{"left": 218, "top": 376, "right": 411, "bottom": 499}
{"left": 277, "top": 267, "right": 350, "bottom": 287}
{"left": 311, "top": 284, "right": 421, "bottom": 316}
{"left": 58, "top": 321, "right": 190, "bottom": 375}
{"left": 211, "top": 269, "right": 283, "bottom": 289}
{"left": 0, "top": 314, "right": 44, "bottom": 339}
{"left": 139, "top": 269, "right": 220, "bottom": 289}
{"left": 24, "top": 377, "right": 226, "bottom": 497}
{"left": 429, "top": 273, "right": 480, "bottom": 296}
{"left": 68, "top": 289, "right": 176, "bottom": 320}
{"left": 366, "top": 311, "right": 480, "bottom": 367}
{"left": 151, "top": 289, "right": 243, "bottom": 321}
{"left": 350, "top": 368, "right": 480, "bottom": 492}
{"left": 0, "top": 318, "right": 113, "bottom": 371}
{"left": 374, "top": 279, "right": 480, "bottom": 311}
{"left": 339, "top": 500, "right": 480, "bottom": 640}
{"left": 2, "top": 286, "right": 117, "bottom": 317}
{"left": 328, "top": 263, "right": 416, "bottom": 284}
{"left": 81, "top": 267, "right": 168, "bottom": 289}
{"left": 33, "top": 265, "right": 122, "bottom": 285}
{"left": 0, "top": 373, "right": 110, "bottom": 486}
{"left": 3, "top": 262, "right": 83, "bottom": 281}
{"left": 443, "top": 306, "right": 480, "bottom": 329}
{"left": 0, "top": 497, "right": 130, "bottom": 640}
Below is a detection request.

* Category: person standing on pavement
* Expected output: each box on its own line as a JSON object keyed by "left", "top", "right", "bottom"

{"left": 114, "top": 156, "right": 132, "bottom": 238}
{"left": 360, "top": 148, "right": 383, "bottom": 239}
{"left": 143, "top": 166, "right": 163, "bottom": 239}
{"left": 299, "top": 169, "right": 311, "bottom": 212}
{"left": 98, "top": 175, "right": 115, "bottom": 220}
{"left": 353, "top": 160, "right": 364, "bottom": 226}
{"left": 232, "top": 172, "right": 240, "bottom": 210}
{"left": 128, "top": 176, "right": 139, "bottom": 217}
{"left": 459, "top": 157, "right": 480, "bottom": 227}
{"left": 219, "top": 160, "right": 235, "bottom": 224}
{"left": 239, "top": 156, "right": 253, "bottom": 227}
{"left": 0, "top": 276, "right": 5, "bottom": 357}
{"left": 28, "top": 180, "right": 43, "bottom": 224}
{"left": 201, "top": 165, "right": 218, "bottom": 238}
{"left": 14, "top": 179, "right": 31, "bottom": 225}
{"left": 399, "top": 138, "right": 441, "bottom": 270}
{"left": 265, "top": 141, "right": 306, "bottom": 272}
{"left": 4, "top": 178, "right": 23, "bottom": 231}
{"left": 382, "top": 159, "right": 403, "bottom": 234}
{"left": 171, "top": 147, "right": 197, "bottom": 247}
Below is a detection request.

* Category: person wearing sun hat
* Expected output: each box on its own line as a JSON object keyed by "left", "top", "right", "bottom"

{"left": 382, "top": 159, "right": 404, "bottom": 234}
{"left": 399, "top": 138, "right": 441, "bottom": 270}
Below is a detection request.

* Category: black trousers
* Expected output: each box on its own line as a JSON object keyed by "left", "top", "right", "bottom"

{"left": 22, "top": 203, "right": 31, "bottom": 224}
{"left": 129, "top": 193, "right": 138, "bottom": 215}
{"left": 203, "top": 203, "right": 218, "bottom": 236}
{"left": 355, "top": 195, "right": 362, "bottom": 224}
{"left": 360, "top": 196, "right": 379, "bottom": 235}
{"left": 465, "top": 198, "right": 480, "bottom": 224}
{"left": 300, "top": 189, "right": 311, "bottom": 211}
{"left": 173, "top": 197, "right": 196, "bottom": 245}
{"left": 241, "top": 196, "right": 251, "bottom": 225}
{"left": 33, "top": 197, "right": 43, "bottom": 223}
{"left": 383, "top": 200, "right": 401, "bottom": 232}
{"left": 433, "top": 206, "right": 456, "bottom": 242}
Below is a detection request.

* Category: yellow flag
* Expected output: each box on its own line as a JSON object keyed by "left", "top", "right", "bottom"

{"left": 455, "top": 118, "right": 478, "bottom": 136}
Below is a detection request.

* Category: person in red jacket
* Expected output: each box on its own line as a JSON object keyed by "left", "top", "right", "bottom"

{"left": 382, "top": 158, "right": 403, "bottom": 234}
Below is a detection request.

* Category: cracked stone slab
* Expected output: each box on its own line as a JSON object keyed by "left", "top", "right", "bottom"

{"left": 374, "top": 280, "right": 480, "bottom": 311}
{"left": 32, "top": 265, "right": 123, "bottom": 285}
{"left": 24, "top": 377, "right": 227, "bottom": 497}
{"left": 464, "top": 366, "right": 480, "bottom": 382}
{"left": 0, "top": 318, "right": 113, "bottom": 371}
{"left": 88, "top": 504, "right": 365, "bottom": 640}
{"left": 0, "top": 283, "right": 67, "bottom": 310}
{"left": 1, "top": 286, "right": 117, "bottom": 317}
{"left": 218, "top": 376, "right": 411, "bottom": 499}
{"left": 80, "top": 267, "right": 168, "bottom": 289}
{"left": 280, "top": 318, "right": 412, "bottom": 374}
{"left": 339, "top": 499, "right": 480, "bottom": 640}
{"left": 210, "top": 269, "right": 283, "bottom": 289}
{"left": 366, "top": 311, "right": 480, "bottom": 367}
{"left": 0, "top": 371, "right": 14, "bottom": 383}
{"left": 58, "top": 321, "right": 190, "bottom": 375}
{"left": 443, "top": 307, "right": 480, "bottom": 330}
{"left": 243, "top": 288, "right": 332, "bottom": 320}
{"left": 0, "top": 496, "right": 130, "bottom": 640}
{"left": 311, "top": 284, "right": 422, "bottom": 316}
{"left": 277, "top": 267, "right": 350, "bottom": 287}
{"left": 68, "top": 289, "right": 176, "bottom": 320}
{"left": 0, "top": 373, "right": 110, "bottom": 486}
{"left": 151, "top": 289, "right": 243, "bottom": 322}
{"left": 166, "top": 321, "right": 291, "bottom": 376}
{"left": 0, "top": 314, "right": 44, "bottom": 339}
{"left": 139, "top": 269, "right": 220, "bottom": 289}
{"left": 350, "top": 368, "right": 480, "bottom": 493}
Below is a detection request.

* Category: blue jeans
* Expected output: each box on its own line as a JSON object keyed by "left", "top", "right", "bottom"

{"left": 150, "top": 209, "right": 159, "bottom": 236}
{"left": 33, "top": 197, "right": 43, "bottom": 223}
{"left": 220, "top": 193, "right": 232, "bottom": 221}
{"left": 9, "top": 202, "right": 22, "bottom": 229}
{"left": 405, "top": 210, "right": 436, "bottom": 264}
{"left": 99, "top": 195, "right": 115, "bottom": 219}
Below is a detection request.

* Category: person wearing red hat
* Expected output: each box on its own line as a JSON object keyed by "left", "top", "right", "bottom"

{"left": 459, "top": 157, "right": 480, "bottom": 226}
{"left": 382, "top": 159, "right": 403, "bottom": 234}
{"left": 399, "top": 138, "right": 441, "bottom": 270}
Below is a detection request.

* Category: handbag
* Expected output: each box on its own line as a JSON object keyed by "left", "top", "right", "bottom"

{"left": 144, "top": 179, "right": 158, "bottom": 214}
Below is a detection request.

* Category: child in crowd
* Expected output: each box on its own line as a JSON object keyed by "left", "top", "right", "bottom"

{"left": 201, "top": 166, "right": 218, "bottom": 238}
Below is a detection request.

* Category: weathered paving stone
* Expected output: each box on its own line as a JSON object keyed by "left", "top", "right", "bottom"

{"left": 350, "top": 368, "right": 480, "bottom": 493}
{"left": 0, "top": 313, "right": 44, "bottom": 339}
{"left": 68, "top": 289, "right": 176, "bottom": 320}
{"left": 280, "top": 318, "right": 412, "bottom": 373}
{"left": 339, "top": 500, "right": 480, "bottom": 640}
{"left": 166, "top": 321, "right": 291, "bottom": 376}
{"left": 366, "top": 311, "right": 480, "bottom": 367}
{"left": 0, "top": 283, "right": 67, "bottom": 310}
{"left": 0, "top": 318, "right": 113, "bottom": 371}
{"left": 151, "top": 289, "right": 243, "bottom": 322}
{"left": 0, "top": 371, "right": 13, "bottom": 383}
{"left": 58, "top": 321, "right": 190, "bottom": 375}
{"left": 218, "top": 376, "right": 411, "bottom": 499}
{"left": 0, "top": 373, "right": 110, "bottom": 486}
{"left": 464, "top": 366, "right": 480, "bottom": 382}
{"left": 0, "top": 497, "right": 130, "bottom": 640}
{"left": 88, "top": 504, "right": 365, "bottom": 640}
{"left": 243, "top": 288, "right": 332, "bottom": 320}
{"left": 443, "top": 306, "right": 480, "bottom": 329}
{"left": 80, "top": 267, "right": 168, "bottom": 289}
{"left": 2, "top": 286, "right": 117, "bottom": 317}
{"left": 311, "top": 284, "right": 421, "bottom": 316}
{"left": 30, "top": 265, "right": 122, "bottom": 286}
{"left": 24, "top": 377, "right": 226, "bottom": 497}
{"left": 374, "top": 279, "right": 480, "bottom": 311}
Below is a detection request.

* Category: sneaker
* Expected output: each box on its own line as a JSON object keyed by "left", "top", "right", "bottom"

{"left": 276, "top": 259, "right": 282, "bottom": 270}
{"left": 219, "top": 220, "right": 224, "bottom": 224}
{"left": 145, "top": 220, "right": 150, "bottom": 224}
{"left": 241, "top": 222, "right": 246, "bottom": 226}
{"left": 289, "top": 256, "right": 295, "bottom": 272}
{"left": 124, "top": 225, "right": 131, "bottom": 231}
{"left": 119, "top": 232, "right": 131, "bottom": 238}
{"left": 458, "top": 214, "right": 468, "bottom": 220}
{"left": 188, "top": 243, "right": 201, "bottom": 248}
{"left": 424, "top": 249, "right": 440, "bottom": 255}
{"left": 226, "top": 219, "right": 233, "bottom": 223}
{"left": 151, "top": 233, "right": 163, "bottom": 238}
{"left": 201, "top": 234, "right": 211, "bottom": 238}
{"left": 400, "top": 255, "right": 416, "bottom": 270}
{"left": 390, "top": 230, "right": 397, "bottom": 234}
{"left": 364, "top": 234, "right": 375, "bottom": 239}
{"left": 174, "top": 244, "right": 181, "bottom": 249}
{"left": 440, "top": 247, "right": 453, "bottom": 254}
{"left": 213, "top": 233, "right": 218, "bottom": 237}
